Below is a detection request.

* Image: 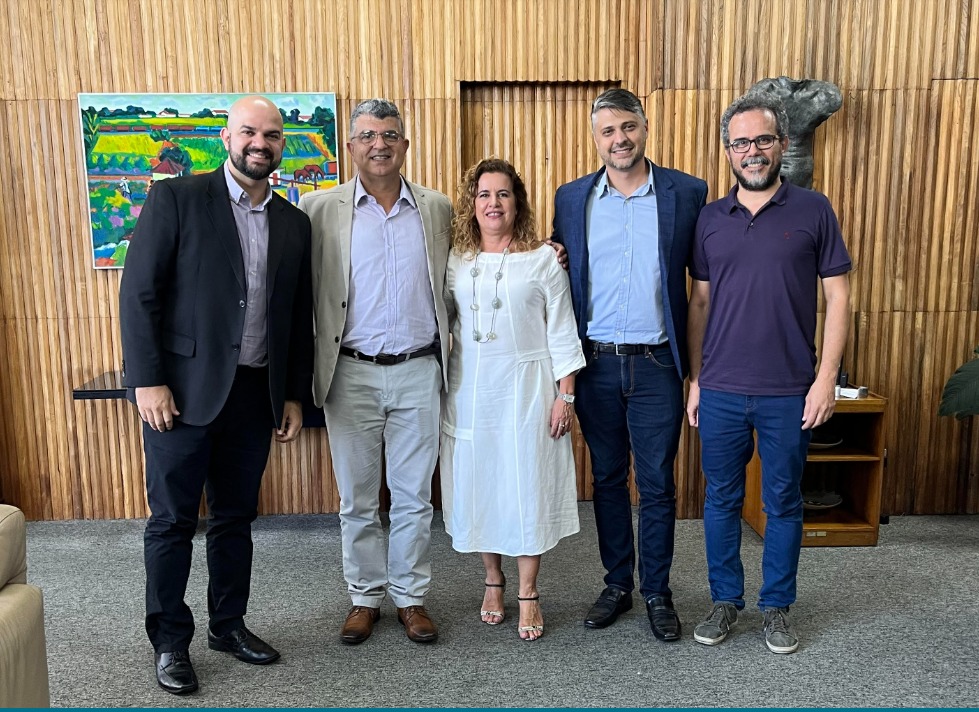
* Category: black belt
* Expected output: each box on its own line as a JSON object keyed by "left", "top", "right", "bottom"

{"left": 588, "top": 341, "right": 668, "bottom": 356}
{"left": 339, "top": 344, "right": 439, "bottom": 365}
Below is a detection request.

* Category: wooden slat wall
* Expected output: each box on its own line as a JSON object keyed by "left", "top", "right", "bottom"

{"left": 0, "top": 0, "right": 976, "bottom": 519}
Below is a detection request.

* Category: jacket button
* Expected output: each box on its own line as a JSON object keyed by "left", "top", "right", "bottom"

{"left": 341, "top": 301, "right": 346, "bottom": 308}
{"left": 334, "top": 336, "right": 340, "bottom": 343}
{"left": 232, "top": 344, "right": 240, "bottom": 350}
{"left": 239, "top": 300, "right": 246, "bottom": 308}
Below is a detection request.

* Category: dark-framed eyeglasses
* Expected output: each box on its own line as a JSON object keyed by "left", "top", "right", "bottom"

{"left": 355, "top": 130, "right": 404, "bottom": 146}
{"left": 726, "top": 135, "right": 779, "bottom": 153}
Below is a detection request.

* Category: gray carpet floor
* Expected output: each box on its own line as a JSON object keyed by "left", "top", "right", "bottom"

{"left": 25, "top": 506, "right": 979, "bottom": 708}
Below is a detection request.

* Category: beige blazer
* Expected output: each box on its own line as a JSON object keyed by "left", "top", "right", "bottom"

{"left": 298, "top": 178, "right": 454, "bottom": 406}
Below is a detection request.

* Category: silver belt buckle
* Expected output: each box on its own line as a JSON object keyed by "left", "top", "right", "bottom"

{"left": 615, "top": 343, "right": 628, "bottom": 356}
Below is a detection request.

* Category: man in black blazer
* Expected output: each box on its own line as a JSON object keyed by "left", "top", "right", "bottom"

{"left": 551, "top": 88, "right": 707, "bottom": 641}
{"left": 119, "top": 95, "right": 313, "bottom": 694}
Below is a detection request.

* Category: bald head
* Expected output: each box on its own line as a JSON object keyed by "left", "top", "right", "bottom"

{"left": 221, "top": 95, "right": 285, "bottom": 183}
{"left": 228, "top": 95, "right": 283, "bottom": 132}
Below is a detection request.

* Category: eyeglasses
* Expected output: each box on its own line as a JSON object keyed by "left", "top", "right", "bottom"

{"left": 726, "top": 135, "right": 779, "bottom": 153}
{"left": 354, "top": 130, "right": 404, "bottom": 145}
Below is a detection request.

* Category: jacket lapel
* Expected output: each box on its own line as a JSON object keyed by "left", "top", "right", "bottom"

{"left": 206, "top": 168, "right": 246, "bottom": 293}
{"left": 336, "top": 180, "right": 356, "bottom": 294}
{"left": 571, "top": 171, "right": 600, "bottom": 307}
{"left": 408, "top": 181, "right": 438, "bottom": 288}
{"left": 652, "top": 164, "right": 676, "bottom": 281}
{"left": 266, "top": 195, "right": 286, "bottom": 296}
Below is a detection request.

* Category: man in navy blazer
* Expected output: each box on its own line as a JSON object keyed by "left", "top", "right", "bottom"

{"left": 120, "top": 96, "right": 313, "bottom": 694}
{"left": 551, "top": 88, "right": 707, "bottom": 641}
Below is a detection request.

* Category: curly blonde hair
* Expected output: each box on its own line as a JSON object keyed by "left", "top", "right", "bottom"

{"left": 451, "top": 158, "right": 540, "bottom": 257}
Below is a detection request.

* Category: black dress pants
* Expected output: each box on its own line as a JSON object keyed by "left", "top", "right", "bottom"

{"left": 142, "top": 366, "right": 274, "bottom": 653}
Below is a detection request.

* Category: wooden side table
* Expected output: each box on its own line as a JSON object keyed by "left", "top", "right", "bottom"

{"left": 742, "top": 393, "right": 887, "bottom": 547}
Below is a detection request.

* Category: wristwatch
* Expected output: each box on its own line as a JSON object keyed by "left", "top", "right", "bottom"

{"left": 559, "top": 393, "right": 575, "bottom": 404}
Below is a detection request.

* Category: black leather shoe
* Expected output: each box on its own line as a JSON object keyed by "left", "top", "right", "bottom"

{"left": 155, "top": 651, "right": 198, "bottom": 694}
{"left": 208, "top": 625, "right": 281, "bottom": 665}
{"left": 584, "top": 586, "right": 633, "bottom": 628}
{"left": 645, "top": 595, "right": 681, "bottom": 642}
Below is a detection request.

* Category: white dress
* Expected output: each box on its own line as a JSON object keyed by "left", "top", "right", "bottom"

{"left": 441, "top": 244, "right": 586, "bottom": 556}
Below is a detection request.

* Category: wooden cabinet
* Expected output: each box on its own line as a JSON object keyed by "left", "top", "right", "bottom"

{"left": 742, "top": 394, "right": 887, "bottom": 547}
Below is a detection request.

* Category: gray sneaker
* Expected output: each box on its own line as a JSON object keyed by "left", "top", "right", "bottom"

{"left": 693, "top": 602, "right": 738, "bottom": 645}
{"left": 763, "top": 607, "right": 799, "bottom": 654}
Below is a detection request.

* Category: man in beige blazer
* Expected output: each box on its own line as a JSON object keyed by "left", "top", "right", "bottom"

{"left": 299, "top": 98, "right": 452, "bottom": 645}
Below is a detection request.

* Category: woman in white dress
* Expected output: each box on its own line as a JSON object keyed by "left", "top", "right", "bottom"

{"left": 441, "top": 159, "right": 585, "bottom": 641}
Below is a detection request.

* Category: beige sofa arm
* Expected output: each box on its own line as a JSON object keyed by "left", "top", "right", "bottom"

{"left": 0, "top": 505, "right": 28, "bottom": 586}
{"left": 0, "top": 504, "right": 50, "bottom": 707}
{"left": 0, "top": 585, "right": 49, "bottom": 707}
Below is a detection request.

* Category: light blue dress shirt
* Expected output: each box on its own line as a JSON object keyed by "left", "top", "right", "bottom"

{"left": 584, "top": 160, "right": 666, "bottom": 345}
{"left": 343, "top": 177, "right": 438, "bottom": 356}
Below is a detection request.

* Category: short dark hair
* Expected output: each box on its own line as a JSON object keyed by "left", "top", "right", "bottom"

{"left": 720, "top": 93, "right": 790, "bottom": 146}
{"left": 349, "top": 98, "right": 405, "bottom": 135}
{"left": 591, "top": 88, "right": 646, "bottom": 124}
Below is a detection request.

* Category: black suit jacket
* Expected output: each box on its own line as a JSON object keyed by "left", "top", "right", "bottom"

{"left": 119, "top": 167, "right": 313, "bottom": 428}
{"left": 551, "top": 164, "right": 708, "bottom": 381}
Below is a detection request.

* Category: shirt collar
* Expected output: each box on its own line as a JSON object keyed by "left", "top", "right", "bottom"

{"left": 354, "top": 175, "right": 417, "bottom": 208}
{"left": 223, "top": 160, "right": 272, "bottom": 209}
{"left": 595, "top": 159, "right": 656, "bottom": 199}
{"left": 724, "top": 178, "right": 791, "bottom": 213}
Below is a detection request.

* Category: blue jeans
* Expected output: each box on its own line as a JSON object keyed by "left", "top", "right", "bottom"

{"left": 575, "top": 344, "right": 683, "bottom": 598}
{"left": 698, "top": 388, "right": 811, "bottom": 610}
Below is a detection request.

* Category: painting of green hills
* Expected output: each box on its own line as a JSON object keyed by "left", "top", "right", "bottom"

{"left": 79, "top": 92, "right": 338, "bottom": 268}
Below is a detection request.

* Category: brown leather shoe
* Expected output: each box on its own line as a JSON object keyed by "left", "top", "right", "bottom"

{"left": 397, "top": 605, "right": 438, "bottom": 643}
{"left": 340, "top": 606, "right": 380, "bottom": 645}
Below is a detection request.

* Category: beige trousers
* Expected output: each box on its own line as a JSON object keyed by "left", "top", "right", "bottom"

{"left": 324, "top": 354, "right": 441, "bottom": 608}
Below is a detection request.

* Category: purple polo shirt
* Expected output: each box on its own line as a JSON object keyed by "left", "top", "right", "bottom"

{"left": 691, "top": 181, "right": 851, "bottom": 396}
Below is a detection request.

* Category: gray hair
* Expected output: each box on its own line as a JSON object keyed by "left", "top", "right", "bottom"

{"left": 591, "top": 88, "right": 646, "bottom": 124}
{"left": 720, "top": 92, "right": 790, "bottom": 146}
{"left": 349, "top": 98, "right": 405, "bottom": 135}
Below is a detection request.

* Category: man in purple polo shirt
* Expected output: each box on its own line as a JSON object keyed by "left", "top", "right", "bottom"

{"left": 686, "top": 93, "right": 851, "bottom": 654}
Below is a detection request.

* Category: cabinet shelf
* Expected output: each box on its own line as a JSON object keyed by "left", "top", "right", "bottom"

{"left": 801, "top": 508, "right": 878, "bottom": 546}
{"left": 742, "top": 393, "right": 887, "bottom": 547}
{"left": 807, "top": 446, "right": 880, "bottom": 462}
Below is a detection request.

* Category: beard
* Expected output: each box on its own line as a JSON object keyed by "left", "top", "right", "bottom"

{"left": 230, "top": 146, "right": 281, "bottom": 180}
{"left": 733, "top": 155, "right": 782, "bottom": 191}
{"left": 603, "top": 142, "right": 644, "bottom": 171}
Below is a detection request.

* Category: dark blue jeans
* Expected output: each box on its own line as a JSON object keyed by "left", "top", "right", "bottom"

{"left": 575, "top": 344, "right": 683, "bottom": 599}
{"left": 697, "top": 388, "right": 810, "bottom": 610}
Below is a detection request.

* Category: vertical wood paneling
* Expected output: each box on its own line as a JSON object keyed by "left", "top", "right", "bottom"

{"left": 0, "top": 0, "right": 977, "bottom": 519}
{"left": 460, "top": 82, "right": 614, "bottom": 240}
{"left": 455, "top": 0, "right": 629, "bottom": 82}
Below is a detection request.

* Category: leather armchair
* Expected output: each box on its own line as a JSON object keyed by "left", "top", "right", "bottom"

{"left": 0, "top": 504, "right": 50, "bottom": 707}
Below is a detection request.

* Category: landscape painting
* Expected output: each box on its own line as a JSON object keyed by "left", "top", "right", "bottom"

{"left": 79, "top": 92, "right": 339, "bottom": 268}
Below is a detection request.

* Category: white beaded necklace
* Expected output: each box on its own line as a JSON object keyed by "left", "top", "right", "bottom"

{"left": 470, "top": 240, "right": 513, "bottom": 343}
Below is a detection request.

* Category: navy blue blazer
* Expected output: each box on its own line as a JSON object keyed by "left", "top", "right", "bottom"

{"left": 550, "top": 164, "right": 708, "bottom": 380}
